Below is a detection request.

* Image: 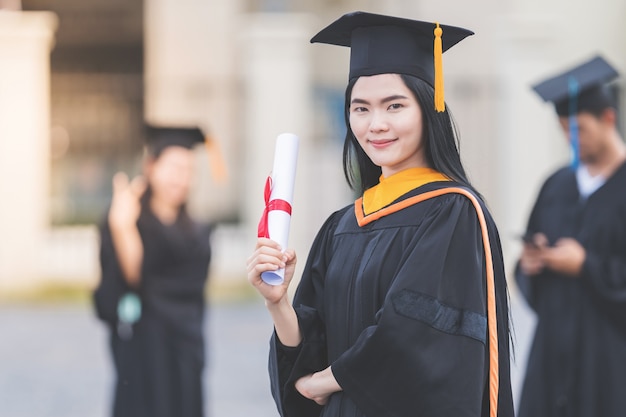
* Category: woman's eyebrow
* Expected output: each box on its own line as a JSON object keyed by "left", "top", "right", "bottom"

{"left": 351, "top": 95, "right": 409, "bottom": 105}
{"left": 381, "top": 94, "right": 409, "bottom": 103}
{"left": 350, "top": 98, "right": 369, "bottom": 105}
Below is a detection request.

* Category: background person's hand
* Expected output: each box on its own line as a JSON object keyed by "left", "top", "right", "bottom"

{"left": 541, "top": 237, "right": 586, "bottom": 277}
{"left": 519, "top": 233, "right": 549, "bottom": 276}
{"left": 108, "top": 172, "right": 146, "bottom": 229}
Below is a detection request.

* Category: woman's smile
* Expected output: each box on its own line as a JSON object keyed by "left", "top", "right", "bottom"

{"left": 368, "top": 138, "right": 398, "bottom": 148}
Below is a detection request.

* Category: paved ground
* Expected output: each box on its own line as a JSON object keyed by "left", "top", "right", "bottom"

{"left": 0, "top": 294, "right": 536, "bottom": 417}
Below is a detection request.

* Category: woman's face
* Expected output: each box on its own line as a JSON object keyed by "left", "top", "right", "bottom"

{"left": 147, "top": 146, "right": 195, "bottom": 208}
{"left": 349, "top": 73, "right": 426, "bottom": 177}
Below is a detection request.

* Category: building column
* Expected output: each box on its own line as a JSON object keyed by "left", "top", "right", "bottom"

{"left": 0, "top": 11, "right": 57, "bottom": 291}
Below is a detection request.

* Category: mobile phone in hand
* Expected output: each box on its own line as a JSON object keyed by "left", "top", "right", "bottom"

{"left": 520, "top": 232, "right": 540, "bottom": 249}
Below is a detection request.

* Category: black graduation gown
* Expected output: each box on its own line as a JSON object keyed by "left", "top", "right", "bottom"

{"left": 94, "top": 207, "right": 211, "bottom": 417}
{"left": 269, "top": 181, "right": 514, "bottom": 417}
{"left": 516, "top": 163, "right": 626, "bottom": 417}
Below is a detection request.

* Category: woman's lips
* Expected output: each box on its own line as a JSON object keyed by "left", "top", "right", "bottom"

{"left": 368, "top": 138, "right": 397, "bottom": 148}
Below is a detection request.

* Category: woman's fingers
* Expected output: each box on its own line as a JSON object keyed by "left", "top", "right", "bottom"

{"left": 247, "top": 258, "right": 283, "bottom": 277}
{"left": 248, "top": 240, "right": 285, "bottom": 265}
{"left": 247, "top": 242, "right": 287, "bottom": 285}
{"left": 129, "top": 175, "right": 147, "bottom": 197}
{"left": 255, "top": 237, "right": 282, "bottom": 251}
{"left": 282, "top": 249, "right": 296, "bottom": 264}
{"left": 247, "top": 254, "right": 283, "bottom": 273}
{"left": 112, "top": 173, "right": 145, "bottom": 200}
{"left": 112, "top": 172, "right": 130, "bottom": 193}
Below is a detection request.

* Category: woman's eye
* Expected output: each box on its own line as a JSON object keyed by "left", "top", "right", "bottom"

{"left": 388, "top": 103, "right": 403, "bottom": 110}
{"left": 352, "top": 107, "right": 368, "bottom": 113}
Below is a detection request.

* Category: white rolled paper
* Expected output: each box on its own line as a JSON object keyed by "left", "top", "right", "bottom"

{"left": 261, "top": 133, "right": 299, "bottom": 285}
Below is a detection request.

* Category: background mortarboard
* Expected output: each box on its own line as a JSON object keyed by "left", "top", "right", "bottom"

{"left": 310, "top": 11, "right": 474, "bottom": 111}
{"left": 531, "top": 55, "right": 620, "bottom": 169}
{"left": 144, "top": 124, "right": 228, "bottom": 183}
{"left": 532, "top": 55, "right": 619, "bottom": 116}
{"left": 144, "top": 125, "right": 205, "bottom": 155}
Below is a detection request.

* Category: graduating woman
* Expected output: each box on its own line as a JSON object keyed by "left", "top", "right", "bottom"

{"left": 247, "top": 11, "right": 514, "bottom": 417}
{"left": 94, "top": 126, "right": 213, "bottom": 417}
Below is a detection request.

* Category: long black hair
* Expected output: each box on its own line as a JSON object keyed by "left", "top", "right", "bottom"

{"left": 342, "top": 74, "right": 477, "bottom": 195}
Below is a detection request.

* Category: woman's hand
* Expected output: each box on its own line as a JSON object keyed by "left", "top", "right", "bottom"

{"left": 295, "top": 366, "right": 342, "bottom": 406}
{"left": 247, "top": 238, "right": 301, "bottom": 346}
{"left": 108, "top": 172, "right": 146, "bottom": 230}
{"left": 246, "top": 238, "right": 297, "bottom": 305}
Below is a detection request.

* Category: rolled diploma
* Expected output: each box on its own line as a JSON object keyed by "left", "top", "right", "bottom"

{"left": 261, "top": 133, "right": 299, "bottom": 285}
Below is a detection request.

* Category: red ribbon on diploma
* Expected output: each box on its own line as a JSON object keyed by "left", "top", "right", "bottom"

{"left": 257, "top": 176, "right": 292, "bottom": 238}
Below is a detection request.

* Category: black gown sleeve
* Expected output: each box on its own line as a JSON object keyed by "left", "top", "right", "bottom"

{"left": 93, "top": 213, "right": 132, "bottom": 325}
{"left": 330, "top": 195, "right": 508, "bottom": 417}
{"left": 268, "top": 208, "right": 345, "bottom": 417}
{"left": 582, "top": 253, "right": 626, "bottom": 303}
{"left": 580, "top": 232, "right": 626, "bottom": 332}
{"left": 581, "top": 196, "right": 626, "bottom": 310}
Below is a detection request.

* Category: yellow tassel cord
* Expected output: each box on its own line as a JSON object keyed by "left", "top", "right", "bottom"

{"left": 433, "top": 23, "right": 445, "bottom": 112}
{"left": 204, "top": 135, "right": 229, "bottom": 184}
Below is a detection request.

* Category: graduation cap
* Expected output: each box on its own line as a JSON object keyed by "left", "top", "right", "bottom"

{"left": 145, "top": 125, "right": 205, "bottom": 155}
{"left": 145, "top": 124, "right": 228, "bottom": 183}
{"left": 532, "top": 55, "right": 619, "bottom": 116}
{"left": 532, "top": 55, "right": 620, "bottom": 169}
{"left": 310, "top": 11, "right": 474, "bottom": 112}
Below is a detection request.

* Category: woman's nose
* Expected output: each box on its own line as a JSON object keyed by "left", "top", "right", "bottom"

{"left": 369, "top": 111, "right": 389, "bottom": 132}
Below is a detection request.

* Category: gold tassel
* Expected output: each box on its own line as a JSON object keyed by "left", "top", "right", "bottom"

{"left": 434, "top": 22, "right": 445, "bottom": 112}
{"left": 204, "top": 134, "right": 229, "bottom": 184}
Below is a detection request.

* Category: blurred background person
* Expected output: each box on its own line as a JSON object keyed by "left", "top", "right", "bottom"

{"left": 516, "top": 55, "right": 626, "bottom": 417}
{"left": 94, "top": 125, "right": 213, "bottom": 417}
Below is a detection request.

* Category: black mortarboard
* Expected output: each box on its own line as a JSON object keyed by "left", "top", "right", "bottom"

{"left": 532, "top": 55, "right": 619, "bottom": 116}
{"left": 145, "top": 125, "right": 205, "bottom": 156}
{"left": 532, "top": 55, "right": 620, "bottom": 169}
{"left": 145, "top": 124, "right": 228, "bottom": 183}
{"left": 310, "top": 11, "right": 474, "bottom": 111}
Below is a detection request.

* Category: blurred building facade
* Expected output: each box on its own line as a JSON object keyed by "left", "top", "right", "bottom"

{"left": 1, "top": 0, "right": 625, "bottom": 293}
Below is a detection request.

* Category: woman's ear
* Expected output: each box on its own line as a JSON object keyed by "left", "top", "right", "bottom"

{"left": 600, "top": 107, "right": 617, "bottom": 127}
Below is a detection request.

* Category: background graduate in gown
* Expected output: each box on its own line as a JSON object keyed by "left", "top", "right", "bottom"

{"left": 94, "top": 125, "right": 213, "bottom": 417}
{"left": 247, "top": 11, "right": 514, "bottom": 417}
{"left": 516, "top": 56, "right": 626, "bottom": 417}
